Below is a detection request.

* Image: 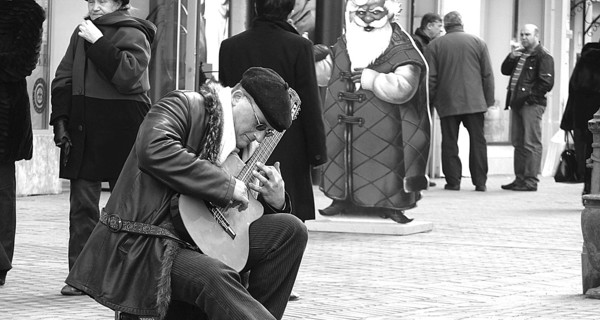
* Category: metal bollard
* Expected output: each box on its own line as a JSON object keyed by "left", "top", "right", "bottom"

{"left": 581, "top": 107, "right": 600, "bottom": 295}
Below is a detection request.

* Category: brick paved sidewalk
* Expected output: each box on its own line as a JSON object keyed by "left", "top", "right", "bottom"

{"left": 1, "top": 175, "right": 598, "bottom": 319}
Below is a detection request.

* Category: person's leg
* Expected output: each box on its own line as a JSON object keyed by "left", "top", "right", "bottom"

{"left": 519, "top": 104, "right": 545, "bottom": 188}
{"left": 170, "top": 249, "right": 275, "bottom": 320}
{"left": 0, "top": 162, "right": 16, "bottom": 284}
{"left": 462, "top": 112, "right": 488, "bottom": 188}
{"left": 440, "top": 116, "right": 462, "bottom": 187}
{"left": 244, "top": 213, "right": 308, "bottom": 319}
{"left": 510, "top": 108, "right": 526, "bottom": 184}
{"left": 68, "top": 179, "right": 101, "bottom": 270}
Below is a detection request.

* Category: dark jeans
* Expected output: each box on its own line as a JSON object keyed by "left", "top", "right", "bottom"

{"left": 440, "top": 113, "right": 488, "bottom": 187}
{"left": 0, "top": 162, "right": 16, "bottom": 274}
{"left": 68, "top": 179, "right": 114, "bottom": 269}
{"left": 169, "top": 213, "right": 308, "bottom": 320}
{"left": 510, "top": 103, "right": 544, "bottom": 187}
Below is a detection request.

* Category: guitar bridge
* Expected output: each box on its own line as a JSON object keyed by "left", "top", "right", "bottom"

{"left": 209, "top": 206, "right": 236, "bottom": 239}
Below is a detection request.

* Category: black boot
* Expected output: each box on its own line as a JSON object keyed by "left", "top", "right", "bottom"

{"left": 318, "top": 200, "right": 347, "bottom": 216}
{"left": 381, "top": 209, "right": 413, "bottom": 224}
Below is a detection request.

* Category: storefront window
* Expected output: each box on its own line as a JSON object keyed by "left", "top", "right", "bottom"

{"left": 26, "top": 0, "right": 51, "bottom": 130}
{"left": 147, "top": 0, "right": 206, "bottom": 102}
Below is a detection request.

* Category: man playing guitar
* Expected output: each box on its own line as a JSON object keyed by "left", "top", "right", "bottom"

{"left": 64, "top": 67, "right": 308, "bottom": 320}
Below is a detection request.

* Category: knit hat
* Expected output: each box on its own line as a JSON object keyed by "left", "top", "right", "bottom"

{"left": 240, "top": 67, "right": 292, "bottom": 132}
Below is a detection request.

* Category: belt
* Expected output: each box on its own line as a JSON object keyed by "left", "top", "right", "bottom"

{"left": 100, "top": 209, "right": 197, "bottom": 250}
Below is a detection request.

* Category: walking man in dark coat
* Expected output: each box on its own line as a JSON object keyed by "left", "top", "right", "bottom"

{"left": 219, "top": 0, "right": 327, "bottom": 222}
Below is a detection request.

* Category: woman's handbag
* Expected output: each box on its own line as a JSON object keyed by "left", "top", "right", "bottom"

{"left": 554, "top": 131, "right": 579, "bottom": 183}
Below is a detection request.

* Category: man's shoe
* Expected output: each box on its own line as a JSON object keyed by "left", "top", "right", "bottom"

{"left": 512, "top": 184, "right": 537, "bottom": 191}
{"left": 289, "top": 291, "right": 300, "bottom": 301}
{"left": 444, "top": 184, "right": 460, "bottom": 191}
{"left": 475, "top": 185, "right": 486, "bottom": 192}
{"left": 61, "top": 284, "right": 85, "bottom": 296}
{"left": 501, "top": 181, "right": 519, "bottom": 190}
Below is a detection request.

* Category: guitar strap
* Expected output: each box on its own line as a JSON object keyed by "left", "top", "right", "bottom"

{"left": 100, "top": 209, "right": 199, "bottom": 251}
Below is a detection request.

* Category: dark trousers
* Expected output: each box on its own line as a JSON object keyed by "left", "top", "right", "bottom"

{"left": 510, "top": 104, "right": 544, "bottom": 187}
{"left": 68, "top": 179, "right": 114, "bottom": 269}
{"left": 169, "top": 213, "right": 308, "bottom": 320}
{"left": 440, "top": 112, "right": 488, "bottom": 187}
{"left": 0, "top": 162, "right": 16, "bottom": 275}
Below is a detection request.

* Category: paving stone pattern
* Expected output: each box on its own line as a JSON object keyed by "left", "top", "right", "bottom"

{"left": 1, "top": 175, "right": 597, "bottom": 319}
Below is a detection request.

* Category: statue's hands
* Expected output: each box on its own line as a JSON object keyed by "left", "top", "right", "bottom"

{"left": 248, "top": 162, "right": 285, "bottom": 210}
{"left": 313, "top": 44, "right": 330, "bottom": 62}
{"left": 232, "top": 178, "right": 249, "bottom": 211}
{"left": 78, "top": 20, "right": 104, "bottom": 43}
{"left": 351, "top": 68, "right": 364, "bottom": 83}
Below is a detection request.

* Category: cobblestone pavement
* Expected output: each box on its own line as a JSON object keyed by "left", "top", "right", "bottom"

{"left": 1, "top": 175, "right": 597, "bottom": 319}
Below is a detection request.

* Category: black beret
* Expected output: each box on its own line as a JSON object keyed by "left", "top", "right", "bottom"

{"left": 241, "top": 67, "right": 292, "bottom": 132}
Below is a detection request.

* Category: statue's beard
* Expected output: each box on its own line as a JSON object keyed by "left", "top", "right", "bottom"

{"left": 345, "top": 19, "right": 392, "bottom": 70}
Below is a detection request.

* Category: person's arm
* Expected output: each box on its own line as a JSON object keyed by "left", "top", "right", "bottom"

{"left": 480, "top": 42, "right": 495, "bottom": 107}
{"left": 361, "top": 64, "right": 422, "bottom": 104}
{"left": 85, "top": 25, "right": 152, "bottom": 94}
{"left": 500, "top": 52, "right": 518, "bottom": 76}
{"left": 531, "top": 53, "right": 555, "bottom": 100}
{"left": 315, "top": 53, "right": 333, "bottom": 87}
{"left": 50, "top": 29, "right": 79, "bottom": 125}
{"left": 136, "top": 91, "right": 235, "bottom": 208}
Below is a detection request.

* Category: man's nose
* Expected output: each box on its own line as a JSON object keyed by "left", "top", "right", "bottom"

{"left": 255, "top": 131, "right": 265, "bottom": 143}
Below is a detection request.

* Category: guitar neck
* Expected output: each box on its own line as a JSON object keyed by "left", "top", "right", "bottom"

{"left": 237, "top": 131, "right": 284, "bottom": 185}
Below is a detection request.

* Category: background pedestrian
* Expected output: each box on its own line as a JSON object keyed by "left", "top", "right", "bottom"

{"left": 425, "top": 11, "right": 494, "bottom": 192}
{"left": 500, "top": 24, "right": 554, "bottom": 192}
{"left": 50, "top": 0, "right": 156, "bottom": 295}
{"left": 0, "top": 0, "right": 45, "bottom": 287}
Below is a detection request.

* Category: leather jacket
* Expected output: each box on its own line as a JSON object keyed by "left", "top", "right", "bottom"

{"left": 65, "top": 88, "right": 291, "bottom": 318}
{"left": 501, "top": 44, "right": 554, "bottom": 109}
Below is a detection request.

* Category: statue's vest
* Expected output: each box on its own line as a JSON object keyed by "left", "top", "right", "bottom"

{"left": 320, "top": 23, "right": 430, "bottom": 210}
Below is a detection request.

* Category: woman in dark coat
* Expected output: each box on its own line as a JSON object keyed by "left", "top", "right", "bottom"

{"left": 0, "top": 0, "right": 45, "bottom": 286}
{"left": 560, "top": 42, "right": 600, "bottom": 195}
{"left": 219, "top": 0, "right": 327, "bottom": 222}
{"left": 50, "top": 0, "right": 156, "bottom": 295}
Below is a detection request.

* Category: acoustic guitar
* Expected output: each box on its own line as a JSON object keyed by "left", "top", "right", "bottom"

{"left": 178, "top": 89, "right": 300, "bottom": 272}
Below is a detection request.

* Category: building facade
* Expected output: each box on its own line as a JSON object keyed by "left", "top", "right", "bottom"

{"left": 19, "top": 0, "right": 596, "bottom": 195}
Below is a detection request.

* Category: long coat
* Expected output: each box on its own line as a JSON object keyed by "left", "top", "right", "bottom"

{"left": 50, "top": 10, "right": 156, "bottom": 181}
{"left": 320, "top": 23, "right": 430, "bottom": 211}
{"left": 66, "top": 88, "right": 292, "bottom": 318}
{"left": 218, "top": 18, "right": 327, "bottom": 221}
{"left": 0, "top": 0, "right": 44, "bottom": 164}
{"left": 560, "top": 42, "right": 600, "bottom": 187}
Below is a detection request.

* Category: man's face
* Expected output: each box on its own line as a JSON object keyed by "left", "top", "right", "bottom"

{"left": 519, "top": 25, "right": 538, "bottom": 50}
{"left": 428, "top": 21, "right": 443, "bottom": 38}
{"left": 348, "top": 0, "right": 389, "bottom": 32}
{"left": 232, "top": 91, "right": 274, "bottom": 150}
